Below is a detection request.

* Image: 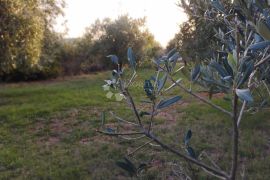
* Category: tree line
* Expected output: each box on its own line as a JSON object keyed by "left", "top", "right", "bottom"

{"left": 0, "top": 0, "right": 162, "bottom": 82}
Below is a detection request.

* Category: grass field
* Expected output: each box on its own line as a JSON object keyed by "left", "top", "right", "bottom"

{"left": 0, "top": 70, "right": 269, "bottom": 179}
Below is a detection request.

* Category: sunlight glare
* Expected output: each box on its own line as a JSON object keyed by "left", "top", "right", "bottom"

{"left": 55, "top": 0, "right": 188, "bottom": 47}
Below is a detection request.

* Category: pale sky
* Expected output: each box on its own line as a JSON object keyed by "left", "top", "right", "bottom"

{"left": 55, "top": 0, "right": 187, "bottom": 47}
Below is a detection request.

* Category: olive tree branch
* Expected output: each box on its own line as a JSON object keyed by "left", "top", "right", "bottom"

{"left": 127, "top": 140, "right": 154, "bottom": 157}
{"left": 145, "top": 133, "right": 230, "bottom": 179}
{"left": 254, "top": 54, "right": 270, "bottom": 68}
{"left": 120, "top": 79, "right": 230, "bottom": 179}
{"left": 120, "top": 135, "right": 146, "bottom": 141}
{"left": 230, "top": 24, "right": 240, "bottom": 180}
{"left": 263, "top": 80, "right": 270, "bottom": 97}
{"left": 110, "top": 111, "right": 139, "bottom": 126}
{"left": 167, "top": 75, "right": 233, "bottom": 117}
{"left": 96, "top": 130, "right": 145, "bottom": 136}
{"left": 237, "top": 69, "right": 257, "bottom": 128}
{"left": 147, "top": 101, "right": 156, "bottom": 133}
{"left": 155, "top": 64, "right": 233, "bottom": 117}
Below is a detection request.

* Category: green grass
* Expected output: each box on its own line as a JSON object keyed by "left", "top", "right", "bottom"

{"left": 0, "top": 69, "right": 269, "bottom": 179}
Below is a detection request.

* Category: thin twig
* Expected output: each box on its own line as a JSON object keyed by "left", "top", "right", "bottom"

{"left": 154, "top": 70, "right": 160, "bottom": 88}
{"left": 263, "top": 81, "right": 270, "bottom": 97}
{"left": 128, "top": 140, "right": 154, "bottom": 156}
{"left": 120, "top": 135, "right": 146, "bottom": 141}
{"left": 124, "top": 89, "right": 143, "bottom": 127}
{"left": 262, "top": 46, "right": 270, "bottom": 59}
{"left": 126, "top": 71, "right": 137, "bottom": 88}
{"left": 254, "top": 54, "right": 270, "bottom": 68}
{"left": 148, "top": 101, "right": 156, "bottom": 133}
{"left": 164, "top": 78, "right": 182, "bottom": 92}
{"left": 110, "top": 111, "right": 139, "bottom": 126}
{"left": 168, "top": 76, "right": 233, "bottom": 117}
{"left": 173, "top": 66, "right": 185, "bottom": 75}
{"left": 230, "top": 24, "right": 240, "bottom": 180}
{"left": 149, "top": 143, "right": 161, "bottom": 147}
{"left": 246, "top": 31, "right": 253, "bottom": 48}
{"left": 199, "top": 151, "right": 221, "bottom": 170}
{"left": 145, "top": 133, "right": 230, "bottom": 179}
{"left": 237, "top": 101, "right": 246, "bottom": 128}
{"left": 237, "top": 68, "right": 259, "bottom": 128}
{"left": 201, "top": 167, "right": 228, "bottom": 180}
{"left": 96, "top": 130, "right": 144, "bottom": 136}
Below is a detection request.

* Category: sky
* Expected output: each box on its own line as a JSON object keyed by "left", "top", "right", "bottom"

{"left": 55, "top": 0, "right": 188, "bottom": 47}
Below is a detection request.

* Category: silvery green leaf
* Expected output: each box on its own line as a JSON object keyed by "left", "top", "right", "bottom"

{"left": 236, "top": 89, "right": 253, "bottom": 103}
{"left": 169, "top": 52, "right": 180, "bottom": 62}
{"left": 222, "top": 58, "right": 234, "bottom": 77}
{"left": 211, "top": 0, "right": 226, "bottom": 14}
{"left": 107, "top": 55, "right": 119, "bottom": 64}
{"left": 127, "top": 47, "right": 136, "bottom": 70}
{"left": 115, "top": 93, "right": 125, "bottom": 101}
{"left": 249, "top": 41, "right": 270, "bottom": 51}
{"left": 157, "top": 96, "right": 181, "bottom": 109}
{"left": 191, "top": 64, "right": 200, "bottom": 82}
{"left": 106, "top": 91, "right": 114, "bottom": 99}
{"left": 186, "top": 146, "right": 196, "bottom": 159}
{"left": 254, "top": 33, "right": 264, "bottom": 43}
{"left": 237, "top": 61, "right": 254, "bottom": 87}
{"left": 112, "top": 70, "right": 118, "bottom": 76}
{"left": 167, "top": 48, "right": 177, "bottom": 59}
{"left": 104, "top": 80, "right": 112, "bottom": 85}
{"left": 116, "top": 158, "right": 137, "bottom": 176}
{"left": 184, "top": 129, "right": 192, "bottom": 146}
{"left": 209, "top": 61, "right": 228, "bottom": 78}
{"left": 102, "top": 84, "right": 110, "bottom": 91}
{"left": 228, "top": 53, "right": 237, "bottom": 71}
{"left": 158, "top": 73, "right": 167, "bottom": 93}
{"left": 222, "top": 76, "right": 232, "bottom": 81}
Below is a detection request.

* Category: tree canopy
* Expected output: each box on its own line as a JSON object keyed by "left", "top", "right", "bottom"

{"left": 77, "top": 15, "right": 162, "bottom": 71}
{"left": 0, "top": 6, "right": 162, "bottom": 81}
{"left": 0, "top": 0, "right": 64, "bottom": 81}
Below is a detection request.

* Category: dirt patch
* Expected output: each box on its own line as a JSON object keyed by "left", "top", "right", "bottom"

{"left": 0, "top": 73, "right": 105, "bottom": 88}
{"left": 32, "top": 108, "right": 90, "bottom": 145}
{"left": 89, "top": 135, "right": 116, "bottom": 144}
{"left": 79, "top": 137, "right": 92, "bottom": 144}
{"left": 49, "top": 119, "right": 73, "bottom": 135}
{"left": 157, "top": 112, "right": 175, "bottom": 122}
{"left": 37, "top": 136, "right": 61, "bottom": 146}
{"left": 79, "top": 133, "right": 115, "bottom": 145}
{"left": 30, "top": 121, "right": 45, "bottom": 133}
{"left": 47, "top": 137, "right": 61, "bottom": 144}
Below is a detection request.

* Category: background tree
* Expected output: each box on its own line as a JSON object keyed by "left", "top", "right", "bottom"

{"left": 167, "top": 0, "right": 231, "bottom": 62}
{"left": 77, "top": 15, "right": 162, "bottom": 72}
{"left": 0, "top": 0, "right": 65, "bottom": 81}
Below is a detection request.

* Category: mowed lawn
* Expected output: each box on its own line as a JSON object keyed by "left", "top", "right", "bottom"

{"left": 0, "top": 70, "right": 269, "bottom": 179}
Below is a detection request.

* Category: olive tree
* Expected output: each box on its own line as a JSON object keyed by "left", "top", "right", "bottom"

{"left": 77, "top": 15, "right": 162, "bottom": 72}
{"left": 98, "top": 0, "right": 270, "bottom": 179}
{"left": 0, "top": 0, "right": 65, "bottom": 81}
